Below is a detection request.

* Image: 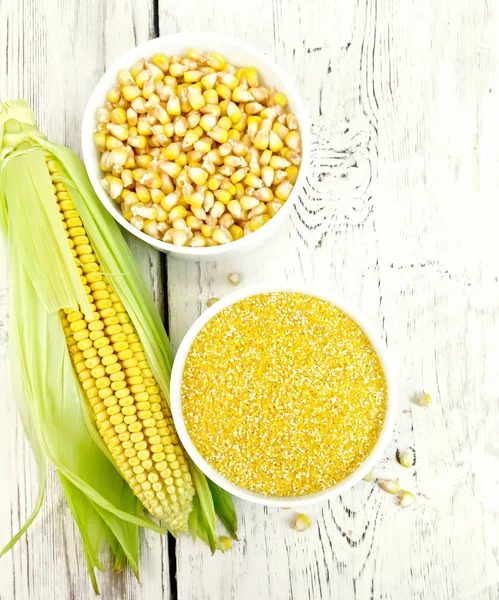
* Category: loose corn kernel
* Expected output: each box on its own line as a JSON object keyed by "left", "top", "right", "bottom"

{"left": 228, "top": 272, "right": 241, "bottom": 286}
{"left": 396, "top": 448, "right": 415, "bottom": 468}
{"left": 363, "top": 470, "right": 374, "bottom": 482}
{"left": 417, "top": 392, "right": 433, "bottom": 406}
{"left": 378, "top": 479, "right": 400, "bottom": 494}
{"left": 219, "top": 536, "right": 231, "bottom": 551}
{"left": 294, "top": 514, "right": 312, "bottom": 532}
{"left": 399, "top": 490, "right": 417, "bottom": 508}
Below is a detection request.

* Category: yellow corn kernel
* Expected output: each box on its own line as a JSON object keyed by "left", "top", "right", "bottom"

{"left": 168, "top": 206, "right": 188, "bottom": 221}
{"left": 110, "top": 107, "right": 127, "bottom": 125}
{"left": 201, "top": 224, "right": 216, "bottom": 238}
{"left": 286, "top": 166, "right": 298, "bottom": 184}
{"left": 188, "top": 167, "right": 209, "bottom": 186}
{"left": 215, "top": 84, "right": 232, "bottom": 100}
{"left": 201, "top": 73, "right": 218, "bottom": 90}
{"left": 219, "top": 536, "right": 231, "bottom": 551}
{"left": 207, "top": 52, "right": 226, "bottom": 70}
{"left": 285, "top": 130, "right": 301, "bottom": 152}
{"left": 166, "top": 94, "right": 181, "bottom": 116}
{"left": 122, "top": 85, "right": 141, "bottom": 102}
{"left": 294, "top": 514, "right": 312, "bottom": 531}
{"left": 274, "top": 180, "right": 293, "bottom": 202}
{"left": 229, "top": 224, "right": 244, "bottom": 241}
{"left": 184, "top": 70, "right": 203, "bottom": 83}
{"left": 152, "top": 53, "right": 169, "bottom": 72}
{"left": 187, "top": 86, "right": 206, "bottom": 110}
{"left": 244, "top": 173, "right": 263, "bottom": 189}
{"left": 107, "top": 85, "right": 121, "bottom": 104}
{"left": 214, "top": 189, "right": 231, "bottom": 205}
{"left": 273, "top": 92, "right": 288, "bottom": 107}
{"left": 208, "top": 177, "right": 221, "bottom": 191}
{"left": 286, "top": 113, "right": 298, "bottom": 130}
{"left": 208, "top": 128, "right": 229, "bottom": 144}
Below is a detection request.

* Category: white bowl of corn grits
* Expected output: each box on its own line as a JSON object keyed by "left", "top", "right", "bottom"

{"left": 81, "top": 33, "right": 310, "bottom": 261}
{"left": 170, "top": 286, "right": 396, "bottom": 507}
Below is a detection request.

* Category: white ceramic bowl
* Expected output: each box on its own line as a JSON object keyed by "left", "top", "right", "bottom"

{"left": 170, "top": 285, "right": 397, "bottom": 507}
{"left": 81, "top": 33, "right": 311, "bottom": 261}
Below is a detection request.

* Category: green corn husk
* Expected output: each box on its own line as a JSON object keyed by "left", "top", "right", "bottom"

{"left": 0, "top": 100, "right": 237, "bottom": 590}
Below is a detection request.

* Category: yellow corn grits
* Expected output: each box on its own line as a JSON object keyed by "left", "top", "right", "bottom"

{"left": 182, "top": 292, "right": 387, "bottom": 496}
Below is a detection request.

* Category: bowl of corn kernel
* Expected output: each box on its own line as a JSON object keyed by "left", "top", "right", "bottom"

{"left": 82, "top": 33, "right": 310, "bottom": 259}
{"left": 170, "top": 285, "right": 397, "bottom": 507}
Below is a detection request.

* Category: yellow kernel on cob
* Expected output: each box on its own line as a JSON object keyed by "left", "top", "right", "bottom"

{"left": 47, "top": 163, "right": 194, "bottom": 532}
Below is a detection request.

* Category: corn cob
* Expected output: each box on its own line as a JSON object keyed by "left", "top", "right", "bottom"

{"left": 0, "top": 102, "right": 238, "bottom": 586}
{"left": 47, "top": 157, "right": 194, "bottom": 531}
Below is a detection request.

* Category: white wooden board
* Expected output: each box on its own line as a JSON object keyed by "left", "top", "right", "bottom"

{"left": 1, "top": 0, "right": 498, "bottom": 598}
{"left": 0, "top": 1, "right": 170, "bottom": 598}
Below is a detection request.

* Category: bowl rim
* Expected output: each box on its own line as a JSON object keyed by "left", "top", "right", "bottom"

{"left": 170, "top": 284, "right": 398, "bottom": 507}
{"left": 81, "top": 32, "right": 311, "bottom": 257}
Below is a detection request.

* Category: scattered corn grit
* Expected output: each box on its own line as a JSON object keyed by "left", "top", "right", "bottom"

{"left": 48, "top": 157, "right": 195, "bottom": 531}
{"left": 94, "top": 50, "right": 302, "bottom": 247}
{"left": 182, "top": 292, "right": 387, "bottom": 496}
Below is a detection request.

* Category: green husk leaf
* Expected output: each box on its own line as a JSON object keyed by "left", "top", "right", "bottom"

{"left": 0, "top": 100, "right": 236, "bottom": 565}
{"left": 112, "top": 542, "right": 128, "bottom": 574}
{"left": 58, "top": 473, "right": 106, "bottom": 594}
{"left": 1, "top": 149, "right": 91, "bottom": 317}
{"left": 0, "top": 99, "right": 168, "bottom": 565}
{"left": 8, "top": 260, "right": 166, "bottom": 535}
{"left": 188, "top": 503, "right": 198, "bottom": 542}
{"left": 208, "top": 480, "right": 238, "bottom": 540}
{"left": 189, "top": 462, "right": 221, "bottom": 553}
{"left": 35, "top": 120, "right": 236, "bottom": 544}
{"left": 0, "top": 332, "right": 46, "bottom": 557}
{"left": 38, "top": 141, "right": 175, "bottom": 397}
{"left": 91, "top": 485, "right": 140, "bottom": 580}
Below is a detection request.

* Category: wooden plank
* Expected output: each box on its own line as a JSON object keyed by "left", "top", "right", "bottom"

{"left": 0, "top": 1, "right": 170, "bottom": 598}
{"left": 160, "top": 1, "right": 499, "bottom": 599}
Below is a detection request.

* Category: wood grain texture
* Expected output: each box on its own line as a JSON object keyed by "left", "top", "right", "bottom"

{"left": 160, "top": 1, "right": 499, "bottom": 599}
{"left": 0, "top": 0, "right": 498, "bottom": 598}
{"left": 0, "top": 1, "right": 170, "bottom": 598}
